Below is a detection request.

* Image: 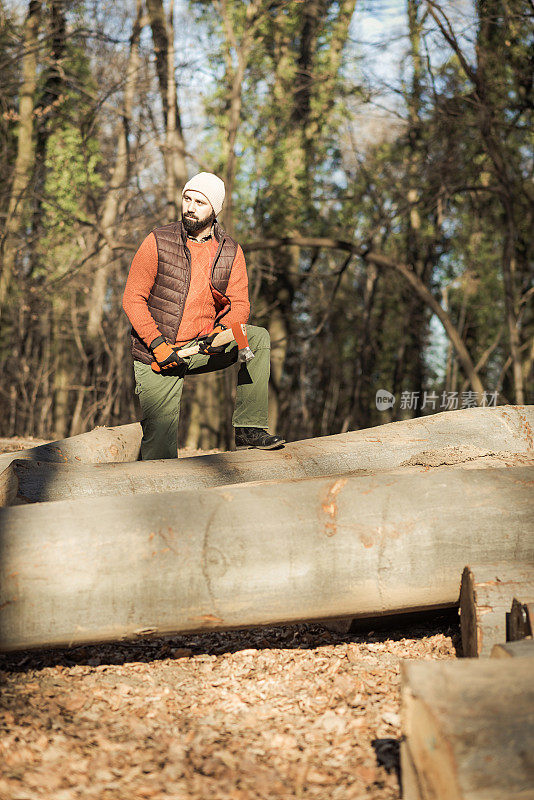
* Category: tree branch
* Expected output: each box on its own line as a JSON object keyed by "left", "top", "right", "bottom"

{"left": 243, "top": 235, "right": 485, "bottom": 395}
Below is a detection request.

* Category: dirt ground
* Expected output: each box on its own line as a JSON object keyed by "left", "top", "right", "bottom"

{"left": 0, "top": 438, "right": 460, "bottom": 799}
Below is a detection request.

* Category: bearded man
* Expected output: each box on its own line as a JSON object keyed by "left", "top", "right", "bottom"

{"left": 122, "top": 172, "right": 284, "bottom": 460}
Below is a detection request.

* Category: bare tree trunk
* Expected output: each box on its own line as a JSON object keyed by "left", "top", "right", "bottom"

{"left": 163, "top": 0, "right": 178, "bottom": 222}
{"left": 184, "top": 381, "right": 201, "bottom": 449}
{"left": 30, "top": 0, "right": 66, "bottom": 278}
{"left": 268, "top": 307, "right": 288, "bottom": 432}
{"left": 450, "top": 287, "right": 469, "bottom": 394}
{"left": 87, "top": 1, "right": 144, "bottom": 339}
{"left": 502, "top": 209, "right": 525, "bottom": 403}
{"left": 51, "top": 294, "right": 70, "bottom": 439}
{"left": 342, "top": 262, "right": 378, "bottom": 431}
{"left": 217, "top": 0, "right": 264, "bottom": 232}
{"left": 394, "top": 0, "right": 434, "bottom": 413}
{"left": 146, "top": 0, "right": 187, "bottom": 208}
{"left": 0, "top": 0, "right": 40, "bottom": 310}
{"left": 426, "top": 1, "right": 527, "bottom": 403}
{"left": 199, "top": 373, "right": 221, "bottom": 450}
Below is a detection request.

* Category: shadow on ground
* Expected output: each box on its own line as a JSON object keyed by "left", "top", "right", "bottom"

{"left": 0, "top": 607, "right": 460, "bottom": 673}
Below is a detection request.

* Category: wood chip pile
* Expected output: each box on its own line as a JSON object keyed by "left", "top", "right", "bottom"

{"left": 0, "top": 618, "right": 458, "bottom": 800}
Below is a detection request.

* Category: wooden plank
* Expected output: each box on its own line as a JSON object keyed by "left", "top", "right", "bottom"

{"left": 491, "top": 639, "right": 534, "bottom": 658}
{"left": 459, "top": 564, "right": 534, "bottom": 657}
{"left": 402, "top": 659, "right": 534, "bottom": 800}
{"left": 1, "top": 405, "right": 533, "bottom": 506}
{"left": 400, "top": 738, "right": 424, "bottom": 800}
{"left": 0, "top": 423, "right": 142, "bottom": 472}
{"left": 0, "top": 465, "right": 533, "bottom": 652}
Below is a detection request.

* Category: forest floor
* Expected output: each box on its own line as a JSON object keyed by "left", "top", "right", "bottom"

{"left": 0, "top": 439, "right": 460, "bottom": 800}
{"left": 0, "top": 618, "right": 459, "bottom": 800}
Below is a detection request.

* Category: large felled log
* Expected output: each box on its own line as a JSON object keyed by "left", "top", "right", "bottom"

{"left": 5, "top": 451, "right": 533, "bottom": 508}
{"left": 401, "top": 659, "right": 534, "bottom": 800}
{"left": 0, "top": 423, "right": 142, "bottom": 471}
{"left": 459, "top": 564, "right": 534, "bottom": 657}
{"left": 1, "top": 405, "right": 532, "bottom": 505}
{"left": 0, "top": 465, "right": 532, "bottom": 652}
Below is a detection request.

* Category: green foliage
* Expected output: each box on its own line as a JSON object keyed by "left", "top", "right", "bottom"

{"left": 39, "top": 124, "right": 103, "bottom": 278}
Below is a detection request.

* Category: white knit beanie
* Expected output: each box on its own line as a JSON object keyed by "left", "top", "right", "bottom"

{"left": 182, "top": 172, "right": 225, "bottom": 217}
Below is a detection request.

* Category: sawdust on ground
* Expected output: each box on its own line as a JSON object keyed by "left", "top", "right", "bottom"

{"left": 400, "top": 444, "right": 534, "bottom": 468}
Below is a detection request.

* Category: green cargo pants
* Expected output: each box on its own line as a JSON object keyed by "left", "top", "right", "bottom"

{"left": 133, "top": 324, "right": 270, "bottom": 460}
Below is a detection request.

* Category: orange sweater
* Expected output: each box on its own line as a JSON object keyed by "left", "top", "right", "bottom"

{"left": 122, "top": 232, "right": 250, "bottom": 347}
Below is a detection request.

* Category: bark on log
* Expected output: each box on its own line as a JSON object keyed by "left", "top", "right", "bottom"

{"left": 0, "top": 423, "right": 142, "bottom": 472}
{"left": 459, "top": 564, "right": 534, "bottom": 657}
{"left": 0, "top": 466, "right": 532, "bottom": 652}
{"left": 401, "top": 659, "right": 534, "bottom": 800}
{"left": 509, "top": 598, "right": 534, "bottom": 641}
{"left": 1, "top": 406, "right": 532, "bottom": 506}
{"left": 491, "top": 639, "right": 534, "bottom": 658}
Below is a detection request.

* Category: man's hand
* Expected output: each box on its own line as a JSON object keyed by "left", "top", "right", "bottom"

{"left": 196, "top": 324, "right": 228, "bottom": 355}
{"left": 150, "top": 336, "right": 186, "bottom": 371}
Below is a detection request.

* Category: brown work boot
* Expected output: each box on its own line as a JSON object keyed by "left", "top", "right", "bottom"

{"left": 234, "top": 427, "right": 285, "bottom": 450}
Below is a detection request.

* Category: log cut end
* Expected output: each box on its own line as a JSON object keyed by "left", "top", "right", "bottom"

{"left": 460, "top": 563, "right": 534, "bottom": 658}
{"left": 402, "top": 659, "right": 534, "bottom": 800}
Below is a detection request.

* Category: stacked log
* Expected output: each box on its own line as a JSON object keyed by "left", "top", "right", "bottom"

{"left": 0, "top": 423, "right": 142, "bottom": 472}
{"left": 459, "top": 564, "right": 534, "bottom": 657}
{"left": 0, "top": 464, "right": 532, "bottom": 652}
{"left": 401, "top": 659, "right": 534, "bottom": 800}
{"left": 1, "top": 405, "right": 532, "bottom": 506}
{"left": 1, "top": 405, "right": 532, "bottom": 798}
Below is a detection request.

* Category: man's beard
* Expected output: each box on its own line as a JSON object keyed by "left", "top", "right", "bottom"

{"left": 182, "top": 211, "right": 215, "bottom": 235}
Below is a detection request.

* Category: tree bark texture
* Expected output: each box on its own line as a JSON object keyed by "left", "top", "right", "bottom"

{"left": 401, "top": 658, "right": 534, "bottom": 800}
{"left": 1, "top": 405, "right": 532, "bottom": 506}
{"left": 459, "top": 563, "right": 534, "bottom": 657}
{"left": 0, "top": 465, "right": 532, "bottom": 651}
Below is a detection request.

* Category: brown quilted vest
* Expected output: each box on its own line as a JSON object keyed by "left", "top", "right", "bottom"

{"left": 130, "top": 220, "right": 238, "bottom": 364}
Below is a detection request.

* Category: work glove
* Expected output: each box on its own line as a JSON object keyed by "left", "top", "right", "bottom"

{"left": 150, "top": 335, "right": 186, "bottom": 371}
{"left": 196, "top": 324, "right": 228, "bottom": 355}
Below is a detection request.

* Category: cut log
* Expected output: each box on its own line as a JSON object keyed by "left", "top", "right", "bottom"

{"left": 1, "top": 405, "right": 533, "bottom": 506}
{"left": 401, "top": 659, "right": 534, "bottom": 800}
{"left": 0, "top": 465, "right": 532, "bottom": 652}
{"left": 509, "top": 598, "right": 534, "bottom": 641}
{"left": 0, "top": 423, "right": 142, "bottom": 471}
{"left": 459, "top": 564, "right": 534, "bottom": 657}
{"left": 491, "top": 639, "right": 534, "bottom": 658}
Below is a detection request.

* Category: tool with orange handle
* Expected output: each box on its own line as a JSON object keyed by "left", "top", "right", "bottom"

{"left": 150, "top": 324, "right": 254, "bottom": 373}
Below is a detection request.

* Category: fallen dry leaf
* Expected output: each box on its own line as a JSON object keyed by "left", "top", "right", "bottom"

{"left": 0, "top": 610, "right": 459, "bottom": 800}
